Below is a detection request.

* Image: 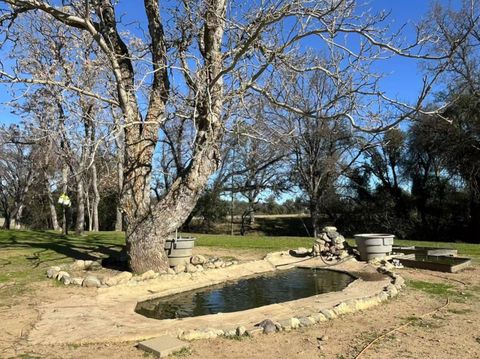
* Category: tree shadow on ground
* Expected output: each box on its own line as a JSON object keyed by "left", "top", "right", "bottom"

{"left": 0, "top": 230, "right": 125, "bottom": 267}
{"left": 254, "top": 217, "right": 313, "bottom": 237}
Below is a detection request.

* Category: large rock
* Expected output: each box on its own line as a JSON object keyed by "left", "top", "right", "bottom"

{"left": 174, "top": 265, "right": 186, "bottom": 274}
{"left": 319, "top": 232, "right": 331, "bottom": 242}
{"left": 46, "top": 266, "right": 61, "bottom": 278}
{"left": 71, "top": 277, "right": 84, "bottom": 286}
{"left": 70, "top": 260, "right": 86, "bottom": 271}
{"left": 278, "top": 317, "right": 300, "bottom": 330}
{"left": 58, "top": 272, "right": 71, "bottom": 285}
{"left": 320, "top": 309, "right": 337, "bottom": 320}
{"left": 104, "top": 271, "right": 133, "bottom": 286}
{"left": 255, "top": 319, "right": 277, "bottom": 334}
{"left": 298, "top": 316, "right": 315, "bottom": 327}
{"left": 322, "top": 226, "right": 337, "bottom": 232}
{"left": 139, "top": 270, "right": 158, "bottom": 281}
{"left": 82, "top": 275, "right": 101, "bottom": 288}
{"left": 326, "top": 231, "right": 340, "bottom": 240}
{"left": 190, "top": 255, "right": 206, "bottom": 265}
{"left": 185, "top": 264, "right": 197, "bottom": 273}
{"left": 205, "top": 262, "right": 216, "bottom": 269}
{"left": 236, "top": 326, "right": 246, "bottom": 336}
{"left": 55, "top": 271, "right": 70, "bottom": 281}
{"left": 213, "top": 259, "right": 224, "bottom": 268}
{"left": 334, "top": 235, "right": 345, "bottom": 244}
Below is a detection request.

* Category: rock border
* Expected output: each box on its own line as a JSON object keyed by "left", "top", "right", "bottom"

{"left": 176, "top": 261, "right": 405, "bottom": 341}
{"left": 31, "top": 252, "right": 402, "bottom": 346}
{"left": 46, "top": 256, "right": 239, "bottom": 288}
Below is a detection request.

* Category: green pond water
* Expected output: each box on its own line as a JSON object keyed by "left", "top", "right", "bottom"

{"left": 135, "top": 268, "right": 354, "bottom": 320}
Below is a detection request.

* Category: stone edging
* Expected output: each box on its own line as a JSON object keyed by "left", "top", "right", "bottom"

{"left": 176, "top": 262, "right": 405, "bottom": 341}
{"left": 46, "top": 255, "right": 238, "bottom": 288}
{"left": 30, "top": 254, "right": 403, "bottom": 345}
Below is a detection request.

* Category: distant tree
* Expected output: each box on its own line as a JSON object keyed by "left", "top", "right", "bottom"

{"left": 0, "top": 130, "right": 36, "bottom": 229}
{"left": 190, "top": 188, "right": 228, "bottom": 231}
{"left": 364, "top": 129, "right": 407, "bottom": 210}
{"left": 225, "top": 120, "right": 289, "bottom": 234}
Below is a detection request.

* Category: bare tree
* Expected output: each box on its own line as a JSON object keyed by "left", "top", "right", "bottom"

{"left": 0, "top": 0, "right": 474, "bottom": 272}
{"left": 0, "top": 127, "right": 37, "bottom": 229}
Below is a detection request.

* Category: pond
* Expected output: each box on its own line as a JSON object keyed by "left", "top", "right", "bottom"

{"left": 135, "top": 268, "right": 355, "bottom": 320}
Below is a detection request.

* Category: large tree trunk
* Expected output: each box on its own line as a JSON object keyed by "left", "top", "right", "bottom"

{"left": 115, "top": 133, "right": 124, "bottom": 232}
{"left": 86, "top": 189, "right": 92, "bottom": 232}
{"left": 45, "top": 178, "right": 61, "bottom": 231}
{"left": 13, "top": 203, "right": 25, "bottom": 229}
{"left": 10, "top": 170, "right": 34, "bottom": 230}
{"left": 123, "top": 0, "right": 226, "bottom": 273}
{"left": 61, "top": 164, "right": 69, "bottom": 235}
{"left": 2, "top": 212, "right": 10, "bottom": 230}
{"left": 75, "top": 177, "right": 85, "bottom": 235}
{"left": 309, "top": 200, "right": 321, "bottom": 238}
{"left": 92, "top": 163, "right": 100, "bottom": 231}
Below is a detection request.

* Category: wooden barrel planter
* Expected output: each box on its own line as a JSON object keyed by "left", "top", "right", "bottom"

{"left": 354, "top": 233, "right": 394, "bottom": 261}
{"left": 164, "top": 236, "right": 196, "bottom": 267}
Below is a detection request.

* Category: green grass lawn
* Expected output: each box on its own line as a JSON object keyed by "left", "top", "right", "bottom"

{"left": 193, "top": 233, "right": 480, "bottom": 259}
{"left": 0, "top": 229, "right": 478, "bottom": 291}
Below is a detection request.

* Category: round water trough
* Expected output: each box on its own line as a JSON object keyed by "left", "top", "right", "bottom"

{"left": 354, "top": 233, "right": 394, "bottom": 261}
{"left": 164, "top": 236, "right": 196, "bottom": 267}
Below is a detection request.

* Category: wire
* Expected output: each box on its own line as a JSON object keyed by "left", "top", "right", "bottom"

{"left": 354, "top": 298, "right": 450, "bottom": 359}
{"left": 274, "top": 253, "right": 354, "bottom": 268}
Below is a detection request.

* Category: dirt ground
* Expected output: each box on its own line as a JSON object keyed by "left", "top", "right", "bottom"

{"left": 1, "top": 249, "right": 479, "bottom": 359}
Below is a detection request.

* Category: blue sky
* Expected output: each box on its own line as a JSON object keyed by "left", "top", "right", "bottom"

{"left": 0, "top": 0, "right": 457, "bottom": 125}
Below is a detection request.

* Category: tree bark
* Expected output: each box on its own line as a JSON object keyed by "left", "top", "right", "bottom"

{"left": 124, "top": 0, "right": 226, "bottom": 273}
{"left": 114, "top": 131, "right": 124, "bottom": 232}
{"left": 86, "top": 189, "right": 92, "bottom": 232}
{"left": 92, "top": 162, "right": 100, "bottom": 231}
{"left": 45, "top": 177, "right": 61, "bottom": 231}
{"left": 3, "top": 212, "right": 10, "bottom": 230}
{"left": 10, "top": 169, "right": 34, "bottom": 230}
{"left": 75, "top": 177, "right": 85, "bottom": 235}
{"left": 61, "top": 164, "right": 69, "bottom": 235}
{"left": 310, "top": 201, "right": 321, "bottom": 238}
{"left": 12, "top": 203, "right": 25, "bottom": 229}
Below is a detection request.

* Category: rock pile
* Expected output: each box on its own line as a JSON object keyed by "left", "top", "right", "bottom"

{"left": 171, "top": 256, "right": 238, "bottom": 274}
{"left": 312, "top": 226, "right": 349, "bottom": 260}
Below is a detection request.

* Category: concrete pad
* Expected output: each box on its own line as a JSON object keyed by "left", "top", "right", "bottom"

{"left": 137, "top": 335, "right": 188, "bottom": 357}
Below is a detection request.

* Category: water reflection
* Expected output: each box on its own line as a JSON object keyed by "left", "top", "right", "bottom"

{"left": 135, "top": 268, "right": 354, "bottom": 320}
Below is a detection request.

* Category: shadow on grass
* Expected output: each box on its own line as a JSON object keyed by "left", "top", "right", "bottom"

{"left": 186, "top": 216, "right": 315, "bottom": 237}
{"left": 255, "top": 217, "right": 313, "bottom": 237}
{"left": 0, "top": 229, "right": 125, "bottom": 267}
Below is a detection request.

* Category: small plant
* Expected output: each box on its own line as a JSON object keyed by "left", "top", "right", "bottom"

{"left": 172, "top": 347, "right": 192, "bottom": 357}
{"left": 407, "top": 280, "right": 454, "bottom": 296}
{"left": 407, "top": 280, "right": 473, "bottom": 302}
{"left": 405, "top": 316, "right": 442, "bottom": 329}
{"left": 224, "top": 334, "right": 247, "bottom": 341}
